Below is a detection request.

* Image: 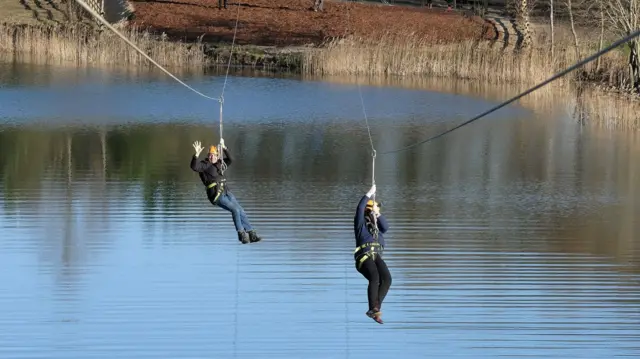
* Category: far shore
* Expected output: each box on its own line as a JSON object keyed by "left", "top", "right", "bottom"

{"left": 0, "top": 0, "right": 638, "bottom": 129}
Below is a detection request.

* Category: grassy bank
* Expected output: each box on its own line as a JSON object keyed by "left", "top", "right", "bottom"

{"left": 0, "top": 23, "right": 208, "bottom": 69}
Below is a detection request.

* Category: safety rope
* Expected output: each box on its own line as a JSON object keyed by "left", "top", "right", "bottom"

{"left": 356, "top": 79, "right": 379, "bottom": 237}
{"left": 349, "top": 6, "right": 378, "bottom": 236}
{"left": 217, "top": 3, "right": 241, "bottom": 175}
{"left": 378, "top": 27, "right": 640, "bottom": 156}
{"left": 357, "top": 81, "right": 377, "bottom": 186}
{"left": 72, "top": 0, "right": 221, "bottom": 102}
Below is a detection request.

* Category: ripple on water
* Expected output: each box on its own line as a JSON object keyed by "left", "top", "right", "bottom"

{"left": 1, "top": 70, "right": 639, "bottom": 358}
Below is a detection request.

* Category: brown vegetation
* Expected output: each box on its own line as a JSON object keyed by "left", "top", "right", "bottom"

{"left": 128, "top": 0, "right": 495, "bottom": 46}
{"left": 0, "top": 23, "right": 207, "bottom": 68}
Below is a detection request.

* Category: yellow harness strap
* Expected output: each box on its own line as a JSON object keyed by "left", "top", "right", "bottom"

{"left": 206, "top": 182, "right": 225, "bottom": 202}
{"left": 354, "top": 242, "right": 381, "bottom": 270}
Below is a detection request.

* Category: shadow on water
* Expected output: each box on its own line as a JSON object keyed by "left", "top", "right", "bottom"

{"left": 0, "top": 61, "right": 639, "bottom": 358}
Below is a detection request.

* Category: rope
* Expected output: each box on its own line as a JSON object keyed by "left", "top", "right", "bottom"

{"left": 217, "top": 2, "right": 241, "bottom": 175}
{"left": 72, "top": 0, "right": 221, "bottom": 102}
{"left": 378, "top": 28, "right": 640, "bottom": 156}
{"left": 357, "top": 81, "right": 377, "bottom": 186}
{"left": 356, "top": 79, "right": 379, "bottom": 236}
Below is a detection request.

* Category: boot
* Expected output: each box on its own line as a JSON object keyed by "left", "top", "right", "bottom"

{"left": 366, "top": 308, "right": 383, "bottom": 324}
{"left": 248, "top": 230, "right": 262, "bottom": 243}
{"left": 237, "top": 231, "right": 250, "bottom": 244}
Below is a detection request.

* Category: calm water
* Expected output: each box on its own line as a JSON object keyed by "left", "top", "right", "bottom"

{"left": 1, "top": 62, "right": 639, "bottom": 359}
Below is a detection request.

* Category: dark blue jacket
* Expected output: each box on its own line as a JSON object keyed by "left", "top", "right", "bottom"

{"left": 353, "top": 195, "right": 389, "bottom": 249}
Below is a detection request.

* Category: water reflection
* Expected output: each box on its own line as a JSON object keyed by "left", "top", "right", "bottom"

{"left": 0, "top": 63, "right": 639, "bottom": 358}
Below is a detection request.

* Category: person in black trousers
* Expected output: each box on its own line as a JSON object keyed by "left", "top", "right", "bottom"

{"left": 353, "top": 184, "right": 391, "bottom": 324}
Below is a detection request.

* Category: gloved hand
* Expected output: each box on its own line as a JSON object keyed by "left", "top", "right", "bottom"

{"left": 220, "top": 138, "right": 227, "bottom": 149}
{"left": 366, "top": 184, "right": 376, "bottom": 198}
{"left": 193, "top": 140, "right": 203, "bottom": 157}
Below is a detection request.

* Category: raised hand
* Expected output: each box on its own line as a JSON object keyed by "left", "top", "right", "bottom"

{"left": 366, "top": 184, "right": 376, "bottom": 198}
{"left": 193, "top": 140, "right": 203, "bottom": 157}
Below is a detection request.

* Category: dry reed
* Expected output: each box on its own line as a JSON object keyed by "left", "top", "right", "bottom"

{"left": 0, "top": 23, "right": 208, "bottom": 69}
{"left": 577, "top": 88, "right": 640, "bottom": 130}
{"left": 302, "top": 33, "right": 630, "bottom": 90}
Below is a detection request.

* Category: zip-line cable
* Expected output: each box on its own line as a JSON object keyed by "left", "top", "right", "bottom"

{"left": 379, "top": 28, "right": 640, "bottom": 156}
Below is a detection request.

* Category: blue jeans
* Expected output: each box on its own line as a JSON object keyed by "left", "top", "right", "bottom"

{"left": 215, "top": 191, "right": 253, "bottom": 232}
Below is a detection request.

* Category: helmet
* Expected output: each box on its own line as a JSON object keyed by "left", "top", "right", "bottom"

{"left": 209, "top": 145, "right": 218, "bottom": 155}
{"left": 366, "top": 199, "right": 380, "bottom": 210}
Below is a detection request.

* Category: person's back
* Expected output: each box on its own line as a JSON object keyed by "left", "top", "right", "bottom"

{"left": 353, "top": 193, "right": 388, "bottom": 248}
{"left": 351, "top": 184, "right": 391, "bottom": 324}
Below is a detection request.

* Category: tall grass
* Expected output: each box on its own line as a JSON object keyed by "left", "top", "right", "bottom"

{"left": 0, "top": 23, "right": 208, "bottom": 69}
{"left": 302, "top": 33, "right": 630, "bottom": 90}
{"left": 577, "top": 88, "right": 640, "bottom": 130}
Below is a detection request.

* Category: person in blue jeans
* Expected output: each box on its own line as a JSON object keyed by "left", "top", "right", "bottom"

{"left": 190, "top": 139, "right": 261, "bottom": 244}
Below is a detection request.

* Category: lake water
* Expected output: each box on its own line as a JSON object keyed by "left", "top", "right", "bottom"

{"left": 1, "top": 61, "right": 639, "bottom": 359}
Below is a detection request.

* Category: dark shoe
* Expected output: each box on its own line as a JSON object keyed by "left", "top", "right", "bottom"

{"left": 366, "top": 308, "right": 383, "bottom": 324}
{"left": 248, "top": 230, "right": 262, "bottom": 243}
{"left": 237, "top": 231, "right": 250, "bottom": 244}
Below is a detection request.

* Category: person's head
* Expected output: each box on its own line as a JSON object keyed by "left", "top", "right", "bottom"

{"left": 208, "top": 145, "right": 219, "bottom": 162}
{"left": 365, "top": 199, "right": 381, "bottom": 217}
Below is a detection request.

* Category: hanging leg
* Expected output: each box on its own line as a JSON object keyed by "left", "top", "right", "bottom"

{"left": 356, "top": 256, "right": 383, "bottom": 324}
{"left": 226, "top": 192, "right": 262, "bottom": 243}
{"left": 214, "top": 191, "right": 250, "bottom": 244}
{"left": 375, "top": 256, "right": 392, "bottom": 310}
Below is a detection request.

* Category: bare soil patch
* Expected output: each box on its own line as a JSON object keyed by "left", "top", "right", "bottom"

{"left": 129, "top": 0, "right": 495, "bottom": 46}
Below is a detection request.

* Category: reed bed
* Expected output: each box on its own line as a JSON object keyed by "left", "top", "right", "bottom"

{"left": 577, "top": 88, "right": 640, "bottom": 130}
{"left": 302, "top": 33, "right": 630, "bottom": 90}
{"left": 0, "top": 23, "right": 208, "bottom": 69}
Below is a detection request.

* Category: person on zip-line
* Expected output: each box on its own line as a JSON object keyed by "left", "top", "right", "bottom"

{"left": 353, "top": 184, "right": 391, "bottom": 324}
{"left": 190, "top": 139, "right": 262, "bottom": 244}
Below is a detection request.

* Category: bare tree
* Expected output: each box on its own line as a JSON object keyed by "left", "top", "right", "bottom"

{"left": 596, "top": 0, "right": 606, "bottom": 71}
{"left": 604, "top": 0, "right": 640, "bottom": 93}
{"left": 550, "top": 0, "right": 555, "bottom": 59}
{"left": 515, "top": 0, "right": 534, "bottom": 48}
{"left": 564, "top": 0, "right": 582, "bottom": 59}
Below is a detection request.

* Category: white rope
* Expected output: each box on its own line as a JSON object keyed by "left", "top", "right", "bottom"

{"left": 217, "top": 2, "right": 241, "bottom": 175}
{"left": 73, "top": 0, "right": 221, "bottom": 102}
{"left": 357, "top": 81, "right": 376, "bottom": 187}
{"left": 356, "top": 79, "right": 378, "bottom": 234}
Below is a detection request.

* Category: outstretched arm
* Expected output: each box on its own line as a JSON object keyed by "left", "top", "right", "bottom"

{"left": 190, "top": 140, "right": 208, "bottom": 172}
{"left": 354, "top": 184, "right": 376, "bottom": 230}
{"left": 190, "top": 154, "right": 210, "bottom": 172}
{"left": 355, "top": 195, "right": 369, "bottom": 230}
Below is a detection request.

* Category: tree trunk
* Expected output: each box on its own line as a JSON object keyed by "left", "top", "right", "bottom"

{"left": 516, "top": 0, "right": 533, "bottom": 48}
{"left": 629, "top": 39, "right": 640, "bottom": 94}
{"left": 567, "top": 0, "right": 581, "bottom": 59}
{"left": 596, "top": 3, "right": 604, "bottom": 71}
{"left": 550, "top": 0, "right": 554, "bottom": 60}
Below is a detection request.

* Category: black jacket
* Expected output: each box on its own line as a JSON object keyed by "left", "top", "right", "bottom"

{"left": 190, "top": 148, "right": 232, "bottom": 192}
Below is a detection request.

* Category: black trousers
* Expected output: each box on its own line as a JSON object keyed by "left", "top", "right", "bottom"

{"left": 356, "top": 254, "right": 392, "bottom": 312}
